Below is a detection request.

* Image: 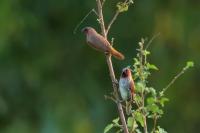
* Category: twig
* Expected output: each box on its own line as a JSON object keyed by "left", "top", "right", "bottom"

{"left": 145, "top": 33, "right": 160, "bottom": 50}
{"left": 96, "top": 0, "right": 129, "bottom": 133}
{"left": 160, "top": 67, "right": 187, "bottom": 97}
{"left": 152, "top": 114, "right": 158, "bottom": 133}
{"left": 73, "top": 9, "right": 98, "bottom": 34}
{"left": 106, "top": 11, "right": 120, "bottom": 35}
{"left": 106, "top": 0, "right": 129, "bottom": 35}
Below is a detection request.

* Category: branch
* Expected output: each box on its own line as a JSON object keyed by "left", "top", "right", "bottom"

{"left": 106, "top": 0, "right": 129, "bottom": 35}
{"left": 106, "top": 11, "right": 120, "bottom": 35}
{"left": 96, "top": 0, "right": 129, "bottom": 133}
{"left": 159, "top": 61, "right": 194, "bottom": 97}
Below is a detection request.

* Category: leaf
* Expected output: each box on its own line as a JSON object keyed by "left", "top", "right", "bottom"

{"left": 147, "top": 63, "right": 159, "bottom": 70}
{"left": 116, "top": 129, "right": 123, "bottom": 133}
{"left": 149, "top": 87, "right": 157, "bottom": 96}
{"left": 134, "top": 95, "right": 142, "bottom": 104}
{"left": 156, "top": 126, "right": 168, "bottom": 133}
{"left": 146, "top": 104, "right": 159, "bottom": 113}
{"left": 117, "top": 2, "right": 129, "bottom": 12}
{"left": 143, "top": 50, "right": 150, "bottom": 56}
{"left": 186, "top": 61, "right": 194, "bottom": 68}
{"left": 112, "top": 117, "right": 120, "bottom": 125}
{"left": 104, "top": 123, "right": 114, "bottom": 133}
{"left": 127, "top": 117, "right": 134, "bottom": 128}
{"left": 134, "top": 111, "right": 144, "bottom": 127}
{"left": 135, "top": 82, "right": 145, "bottom": 93}
{"left": 147, "top": 97, "right": 155, "bottom": 105}
{"left": 159, "top": 97, "right": 169, "bottom": 107}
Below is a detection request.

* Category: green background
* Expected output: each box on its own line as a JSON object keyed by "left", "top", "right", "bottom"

{"left": 0, "top": 0, "right": 199, "bottom": 133}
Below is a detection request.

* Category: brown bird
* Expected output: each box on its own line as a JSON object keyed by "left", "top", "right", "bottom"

{"left": 119, "top": 67, "right": 135, "bottom": 115}
{"left": 119, "top": 67, "right": 135, "bottom": 101}
{"left": 82, "top": 27, "right": 125, "bottom": 60}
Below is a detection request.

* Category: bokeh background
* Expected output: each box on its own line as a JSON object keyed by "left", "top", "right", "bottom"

{"left": 0, "top": 0, "right": 199, "bottom": 133}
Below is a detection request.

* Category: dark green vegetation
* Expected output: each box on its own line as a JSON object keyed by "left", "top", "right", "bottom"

{"left": 0, "top": 0, "right": 199, "bottom": 133}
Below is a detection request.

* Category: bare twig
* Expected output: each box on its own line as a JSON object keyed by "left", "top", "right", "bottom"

{"left": 152, "top": 115, "right": 158, "bottom": 133}
{"left": 160, "top": 65, "right": 189, "bottom": 97}
{"left": 106, "top": 11, "right": 120, "bottom": 35}
{"left": 96, "top": 0, "right": 129, "bottom": 133}
{"left": 145, "top": 33, "right": 160, "bottom": 50}
{"left": 73, "top": 9, "right": 98, "bottom": 34}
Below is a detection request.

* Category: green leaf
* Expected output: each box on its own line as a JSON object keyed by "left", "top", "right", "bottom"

{"left": 117, "top": 2, "right": 129, "bottom": 12}
{"left": 116, "top": 129, "right": 123, "bottom": 133}
{"left": 135, "top": 82, "right": 145, "bottom": 93}
{"left": 134, "top": 95, "right": 142, "bottom": 104}
{"left": 104, "top": 123, "right": 114, "bottom": 133}
{"left": 147, "top": 97, "right": 155, "bottom": 105}
{"left": 147, "top": 63, "right": 159, "bottom": 70}
{"left": 134, "top": 111, "right": 144, "bottom": 127}
{"left": 186, "top": 61, "right": 194, "bottom": 68}
{"left": 155, "top": 126, "right": 168, "bottom": 133}
{"left": 146, "top": 104, "right": 159, "bottom": 113}
{"left": 159, "top": 97, "right": 169, "bottom": 107}
{"left": 112, "top": 117, "right": 119, "bottom": 125}
{"left": 143, "top": 50, "right": 150, "bottom": 56}
{"left": 149, "top": 87, "right": 157, "bottom": 96}
{"left": 127, "top": 117, "right": 134, "bottom": 128}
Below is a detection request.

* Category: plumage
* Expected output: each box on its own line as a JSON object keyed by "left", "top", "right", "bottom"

{"left": 119, "top": 67, "right": 134, "bottom": 101}
{"left": 82, "top": 27, "right": 125, "bottom": 60}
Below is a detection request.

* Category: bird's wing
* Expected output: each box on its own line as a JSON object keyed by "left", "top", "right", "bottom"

{"left": 129, "top": 79, "right": 135, "bottom": 100}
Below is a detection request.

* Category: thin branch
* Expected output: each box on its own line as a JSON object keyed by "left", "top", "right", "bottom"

{"left": 152, "top": 115, "right": 158, "bottom": 133}
{"left": 73, "top": 9, "right": 98, "bottom": 34}
{"left": 96, "top": 0, "right": 106, "bottom": 36}
{"left": 106, "top": 11, "right": 120, "bottom": 35}
{"left": 101, "top": 0, "right": 106, "bottom": 7}
{"left": 96, "top": 0, "right": 129, "bottom": 133}
{"left": 160, "top": 65, "right": 189, "bottom": 97}
{"left": 145, "top": 33, "right": 160, "bottom": 50}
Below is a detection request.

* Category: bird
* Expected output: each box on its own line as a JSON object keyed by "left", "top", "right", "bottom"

{"left": 82, "top": 27, "right": 125, "bottom": 60}
{"left": 119, "top": 67, "right": 135, "bottom": 115}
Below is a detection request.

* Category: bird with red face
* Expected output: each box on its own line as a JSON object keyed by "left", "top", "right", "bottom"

{"left": 82, "top": 27, "right": 125, "bottom": 60}
{"left": 119, "top": 67, "right": 135, "bottom": 101}
{"left": 119, "top": 67, "right": 135, "bottom": 115}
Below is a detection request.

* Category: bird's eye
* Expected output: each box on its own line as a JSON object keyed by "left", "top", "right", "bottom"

{"left": 84, "top": 29, "right": 88, "bottom": 33}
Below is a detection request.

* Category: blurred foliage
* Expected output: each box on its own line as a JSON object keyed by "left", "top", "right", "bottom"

{"left": 0, "top": 0, "right": 199, "bottom": 133}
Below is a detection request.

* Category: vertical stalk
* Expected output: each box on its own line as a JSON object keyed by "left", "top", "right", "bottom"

{"left": 96, "top": 0, "right": 129, "bottom": 133}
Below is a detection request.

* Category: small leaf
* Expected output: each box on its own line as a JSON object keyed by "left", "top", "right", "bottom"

{"left": 127, "top": 117, "right": 134, "bottom": 128}
{"left": 143, "top": 50, "right": 150, "bottom": 56}
{"left": 134, "top": 111, "right": 144, "bottom": 127}
{"left": 135, "top": 82, "right": 145, "bottom": 93}
{"left": 117, "top": 2, "right": 129, "bottom": 12}
{"left": 186, "top": 61, "right": 194, "bottom": 68}
{"left": 156, "top": 126, "right": 168, "bottom": 133}
{"left": 116, "top": 129, "right": 123, "bottom": 133}
{"left": 112, "top": 117, "right": 120, "bottom": 125}
{"left": 104, "top": 123, "right": 114, "bottom": 133}
{"left": 147, "top": 97, "right": 155, "bottom": 105}
{"left": 147, "top": 63, "right": 159, "bottom": 70}
{"left": 159, "top": 97, "right": 169, "bottom": 107}
{"left": 149, "top": 87, "right": 157, "bottom": 96}
{"left": 146, "top": 104, "right": 159, "bottom": 113}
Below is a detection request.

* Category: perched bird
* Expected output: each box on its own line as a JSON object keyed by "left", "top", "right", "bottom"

{"left": 82, "top": 27, "right": 125, "bottom": 60}
{"left": 119, "top": 67, "right": 135, "bottom": 101}
{"left": 119, "top": 67, "right": 135, "bottom": 115}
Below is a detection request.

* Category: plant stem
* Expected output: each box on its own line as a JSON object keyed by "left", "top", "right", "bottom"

{"left": 96, "top": 0, "right": 129, "bottom": 133}
{"left": 152, "top": 114, "right": 157, "bottom": 133}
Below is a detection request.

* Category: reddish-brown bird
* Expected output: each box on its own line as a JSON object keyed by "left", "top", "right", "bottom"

{"left": 119, "top": 67, "right": 135, "bottom": 101}
{"left": 82, "top": 27, "right": 125, "bottom": 60}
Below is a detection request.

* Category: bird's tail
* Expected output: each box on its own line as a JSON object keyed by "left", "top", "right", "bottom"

{"left": 110, "top": 47, "right": 125, "bottom": 60}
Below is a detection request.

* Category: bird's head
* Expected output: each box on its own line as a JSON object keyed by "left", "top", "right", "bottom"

{"left": 81, "top": 27, "right": 95, "bottom": 35}
{"left": 121, "top": 66, "right": 132, "bottom": 78}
